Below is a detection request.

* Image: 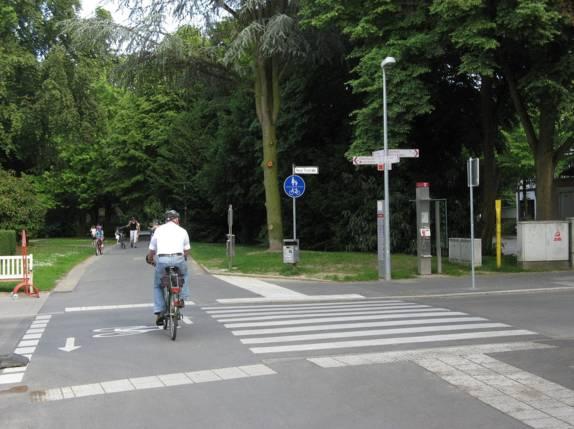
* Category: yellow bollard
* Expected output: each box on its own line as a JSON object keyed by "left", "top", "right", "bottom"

{"left": 495, "top": 199, "right": 502, "bottom": 268}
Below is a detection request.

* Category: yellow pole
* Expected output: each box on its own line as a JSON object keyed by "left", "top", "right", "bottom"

{"left": 495, "top": 199, "right": 502, "bottom": 268}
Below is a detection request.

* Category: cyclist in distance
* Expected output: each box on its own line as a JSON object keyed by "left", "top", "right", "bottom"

{"left": 95, "top": 225, "right": 104, "bottom": 255}
{"left": 145, "top": 210, "right": 190, "bottom": 326}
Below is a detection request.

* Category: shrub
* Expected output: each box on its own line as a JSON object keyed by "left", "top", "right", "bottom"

{"left": 0, "top": 230, "right": 17, "bottom": 255}
{"left": 0, "top": 170, "right": 50, "bottom": 237}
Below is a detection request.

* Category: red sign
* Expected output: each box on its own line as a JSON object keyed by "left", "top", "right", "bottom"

{"left": 553, "top": 231, "right": 562, "bottom": 241}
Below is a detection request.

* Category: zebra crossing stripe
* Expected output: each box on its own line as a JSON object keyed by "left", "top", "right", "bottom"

{"left": 231, "top": 316, "right": 489, "bottom": 336}
{"left": 249, "top": 330, "right": 537, "bottom": 354}
{"left": 217, "top": 307, "right": 443, "bottom": 323}
{"left": 209, "top": 303, "right": 428, "bottom": 318}
{"left": 224, "top": 311, "right": 467, "bottom": 328}
{"left": 204, "top": 300, "right": 409, "bottom": 314}
{"left": 240, "top": 322, "right": 512, "bottom": 344}
{"left": 202, "top": 299, "right": 403, "bottom": 311}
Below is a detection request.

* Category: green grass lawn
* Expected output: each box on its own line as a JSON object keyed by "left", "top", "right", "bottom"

{"left": 0, "top": 238, "right": 94, "bottom": 293}
{"left": 1, "top": 239, "right": 565, "bottom": 294}
{"left": 190, "top": 242, "right": 551, "bottom": 282}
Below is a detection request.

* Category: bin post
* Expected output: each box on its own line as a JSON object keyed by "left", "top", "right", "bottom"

{"left": 283, "top": 239, "right": 300, "bottom": 264}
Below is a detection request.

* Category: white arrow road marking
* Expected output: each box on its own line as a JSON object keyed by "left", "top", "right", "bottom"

{"left": 59, "top": 337, "right": 81, "bottom": 352}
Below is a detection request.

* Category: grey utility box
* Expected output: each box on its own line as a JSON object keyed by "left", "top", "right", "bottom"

{"left": 283, "top": 239, "right": 300, "bottom": 264}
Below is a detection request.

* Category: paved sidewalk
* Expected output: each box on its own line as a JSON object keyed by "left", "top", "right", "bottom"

{"left": 261, "top": 270, "right": 574, "bottom": 301}
{"left": 0, "top": 292, "right": 49, "bottom": 320}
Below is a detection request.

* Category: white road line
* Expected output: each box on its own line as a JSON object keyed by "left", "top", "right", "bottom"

{"left": 225, "top": 311, "right": 469, "bottom": 328}
{"left": 65, "top": 304, "right": 154, "bottom": 312}
{"left": 307, "top": 341, "right": 552, "bottom": 368}
{"left": 240, "top": 323, "right": 512, "bottom": 344}
{"left": 18, "top": 340, "right": 39, "bottom": 347}
{"left": 182, "top": 316, "right": 193, "bottom": 325}
{"left": 22, "top": 334, "right": 42, "bottom": 340}
{"left": 232, "top": 317, "right": 489, "bottom": 336}
{"left": 203, "top": 299, "right": 405, "bottom": 312}
{"left": 222, "top": 308, "right": 451, "bottom": 325}
{"left": 216, "top": 294, "right": 365, "bottom": 304}
{"left": 32, "top": 364, "right": 277, "bottom": 402}
{"left": 213, "top": 275, "right": 306, "bottom": 298}
{"left": 207, "top": 303, "right": 426, "bottom": 318}
{"left": 249, "top": 330, "right": 537, "bottom": 354}
{"left": 1, "top": 315, "right": 52, "bottom": 385}
{"left": 0, "top": 374, "right": 24, "bottom": 384}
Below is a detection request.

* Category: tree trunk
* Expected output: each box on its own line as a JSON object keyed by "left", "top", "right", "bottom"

{"left": 535, "top": 102, "right": 558, "bottom": 220}
{"left": 478, "top": 77, "right": 499, "bottom": 253}
{"left": 255, "top": 57, "right": 283, "bottom": 250}
{"left": 504, "top": 64, "right": 559, "bottom": 220}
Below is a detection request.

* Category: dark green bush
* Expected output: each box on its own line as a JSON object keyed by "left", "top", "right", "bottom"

{"left": 0, "top": 230, "right": 17, "bottom": 255}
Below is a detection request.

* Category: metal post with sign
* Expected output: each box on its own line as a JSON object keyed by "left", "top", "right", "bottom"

{"left": 226, "top": 204, "right": 235, "bottom": 271}
{"left": 377, "top": 200, "right": 386, "bottom": 278}
{"left": 351, "top": 148, "right": 419, "bottom": 280}
{"left": 283, "top": 169, "right": 309, "bottom": 264}
{"left": 468, "top": 157, "right": 480, "bottom": 288}
{"left": 416, "top": 182, "right": 432, "bottom": 275}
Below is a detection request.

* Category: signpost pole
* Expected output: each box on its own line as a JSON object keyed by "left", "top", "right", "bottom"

{"left": 292, "top": 164, "right": 296, "bottom": 240}
{"left": 467, "top": 158, "right": 479, "bottom": 289}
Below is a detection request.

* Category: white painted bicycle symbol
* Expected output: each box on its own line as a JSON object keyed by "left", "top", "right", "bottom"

{"left": 92, "top": 325, "right": 161, "bottom": 338}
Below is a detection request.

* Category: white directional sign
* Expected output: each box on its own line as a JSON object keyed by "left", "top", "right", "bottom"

{"left": 352, "top": 155, "right": 399, "bottom": 165}
{"left": 294, "top": 166, "right": 319, "bottom": 175}
{"left": 372, "top": 149, "right": 419, "bottom": 158}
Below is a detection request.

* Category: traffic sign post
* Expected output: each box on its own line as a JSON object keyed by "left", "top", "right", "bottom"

{"left": 283, "top": 165, "right": 316, "bottom": 265}
{"left": 350, "top": 148, "right": 420, "bottom": 280}
{"left": 467, "top": 157, "right": 480, "bottom": 289}
{"left": 294, "top": 166, "right": 319, "bottom": 175}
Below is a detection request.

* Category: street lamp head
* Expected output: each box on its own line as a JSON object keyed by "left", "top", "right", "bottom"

{"left": 381, "top": 57, "right": 396, "bottom": 69}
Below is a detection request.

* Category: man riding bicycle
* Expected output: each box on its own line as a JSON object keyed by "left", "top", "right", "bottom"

{"left": 145, "top": 210, "right": 190, "bottom": 326}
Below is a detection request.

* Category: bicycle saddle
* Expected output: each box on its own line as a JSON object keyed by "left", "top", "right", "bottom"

{"left": 164, "top": 266, "right": 180, "bottom": 274}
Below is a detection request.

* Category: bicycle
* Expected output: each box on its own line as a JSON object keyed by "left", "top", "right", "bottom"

{"left": 161, "top": 266, "right": 184, "bottom": 341}
{"left": 96, "top": 238, "right": 104, "bottom": 256}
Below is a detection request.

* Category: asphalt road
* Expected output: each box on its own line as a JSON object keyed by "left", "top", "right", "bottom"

{"left": 2, "top": 245, "right": 574, "bottom": 429}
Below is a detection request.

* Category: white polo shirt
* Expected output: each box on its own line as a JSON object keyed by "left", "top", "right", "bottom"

{"left": 149, "top": 221, "right": 190, "bottom": 255}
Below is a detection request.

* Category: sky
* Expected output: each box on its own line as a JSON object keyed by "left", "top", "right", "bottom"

{"left": 79, "top": 0, "right": 130, "bottom": 22}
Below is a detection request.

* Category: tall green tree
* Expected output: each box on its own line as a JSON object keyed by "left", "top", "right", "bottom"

{"left": 66, "top": 0, "right": 311, "bottom": 250}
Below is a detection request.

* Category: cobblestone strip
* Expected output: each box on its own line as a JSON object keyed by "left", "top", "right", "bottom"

{"left": 415, "top": 354, "right": 574, "bottom": 429}
{"left": 308, "top": 342, "right": 574, "bottom": 429}
{"left": 30, "top": 364, "right": 277, "bottom": 402}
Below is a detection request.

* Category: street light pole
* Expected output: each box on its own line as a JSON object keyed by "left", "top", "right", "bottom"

{"left": 381, "top": 56, "right": 396, "bottom": 281}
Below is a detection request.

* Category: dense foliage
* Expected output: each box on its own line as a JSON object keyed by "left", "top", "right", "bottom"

{"left": 0, "top": 0, "right": 573, "bottom": 255}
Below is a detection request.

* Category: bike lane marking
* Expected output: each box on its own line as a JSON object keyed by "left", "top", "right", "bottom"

{"left": 0, "top": 314, "right": 52, "bottom": 385}
{"left": 30, "top": 364, "right": 277, "bottom": 402}
{"left": 65, "top": 302, "right": 195, "bottom": 312}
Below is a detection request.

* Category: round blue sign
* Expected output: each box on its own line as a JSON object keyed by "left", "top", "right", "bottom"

{"left": 283, "top": 175, "right": 306, "bottom": 198}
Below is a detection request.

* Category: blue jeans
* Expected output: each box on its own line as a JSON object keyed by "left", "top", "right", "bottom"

{"left": 153, "top": 255, "right": 189, "bottom": 314}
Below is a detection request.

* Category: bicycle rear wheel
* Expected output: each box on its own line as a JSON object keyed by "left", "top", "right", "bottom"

{"left": 163, "top": 288, "right": 169, "bottom": 331}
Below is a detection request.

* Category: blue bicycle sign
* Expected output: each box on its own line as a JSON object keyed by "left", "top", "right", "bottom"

{"left": 283, "top": 175, "right": 306, "bottom": 198}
